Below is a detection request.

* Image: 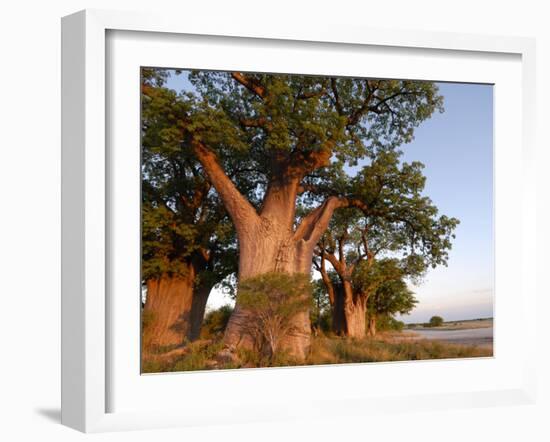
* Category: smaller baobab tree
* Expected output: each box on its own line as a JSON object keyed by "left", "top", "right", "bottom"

{"left": 313, "top": 150, "right": 459, "bottom": 338}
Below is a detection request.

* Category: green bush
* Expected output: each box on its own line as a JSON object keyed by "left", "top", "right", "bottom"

{"left": 428, "top": 315, "right": 444, "bottom": 327}
{"left": 201, "top": 304, "right": 234, "bottom": 339}
{"left": 238, "top": 272, "right": 311, "bottom": 360}
{"left": 376, "top": 315, "right": 405, "bottom": 332}
{"left": 312, "top": 310, "right": 332, "bottom": 334}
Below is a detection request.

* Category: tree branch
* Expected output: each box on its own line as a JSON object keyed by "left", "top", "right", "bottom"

{"left": 294, "top": 196, "right": 344, "bottom": 244}
{"left": 191, "top": 140, "right": 260, "bottom": 236}
{"left": 318, "top": 251, "right": 336, "bottom": 306}
{"left": 295, "top": 196, "right": 372, "bottom": 248}
{"left": 240, "top": 116, "right": 273, "bottom": 131}
{"left": 296, "top": 84, "right": 327, "bottom": 100}
{"left": 231, "top": 72, "right": 266, "bottom": 99}
{"left": 330, "top": 78, "right": 343, "bottom": 115}
{"left": 321, "top": 249, "right": 345, "bottom": 275}
{"left": 338, "top": 235, "right": 346, "bottom": 265}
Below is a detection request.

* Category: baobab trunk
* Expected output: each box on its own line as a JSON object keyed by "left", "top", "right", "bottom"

{"left": 223, "top": 216, "right": 314, "bottom": 362}
{"left": 331, "top": 282, "right": 368, "bottom": 338}
{"left": 142, "top": 272, "right": 194, "bottom": 352}
{"left": 142, "top": 266, "right": 211, "bottom": 352}
{"left": 344, "top": 300, "right": 367, "bottom": 338}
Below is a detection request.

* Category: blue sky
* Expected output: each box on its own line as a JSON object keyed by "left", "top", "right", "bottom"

{"left": 162, "top": 72, "right": 494, "bottom": 323}
{"left": 395, "top": 83, "right": 493, "bottom": 322}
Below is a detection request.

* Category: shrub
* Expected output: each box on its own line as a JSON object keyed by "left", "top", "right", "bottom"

{"left": 313, "top": 310, "right": 332, "bottom": 334}
{"left": 238, "top": 272, "right": 311, "bottom": 360}
{"left": 428, "top": 315, "right": 444, "bottom": 327}
{"left": 376, "top": 315, "right": 405, "bottom": 332}
{"left": 201, "top": 304, "right": 234, "bottom": 339}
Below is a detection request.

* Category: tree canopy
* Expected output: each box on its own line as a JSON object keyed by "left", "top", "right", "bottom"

{"left": 141, "top": 69, "right": 246, "bottom": 286}
{"left": 188, "top": 72, "right": 443, "bottom": 171}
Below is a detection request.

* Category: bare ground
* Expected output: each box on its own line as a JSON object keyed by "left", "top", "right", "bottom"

{"left": 399, "top": 319, "right": 493, "bottom": 349}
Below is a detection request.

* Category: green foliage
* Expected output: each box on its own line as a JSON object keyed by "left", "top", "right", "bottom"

{"left": 189, "top": 72, "right": 443, "bottom": 169}
{"left": 163, "top": 71, "right": 446, "bottom": 243}
{"left": 376, "top": 315, "right": 405, "bottom": 332}
{"left": 141, "top": 68, "right": 243, "bottom": 285}
{"left": 352, "top": 258, "right": 403, "bottom": 296}
{"left": 171, "top": 340, "right": 225, "bottom": 372}
{"left": 201, "top": 305, "right": 234, "bottom": 339}
{"left": 237, "top": 272, "right": 312, "bottom": 359}
{"left": 369, "top": 277, "right": 418, "bottom": 318}
{"left": 316, "top": 149, "right": 460, "bottom": 281}
{"left": 428, "top": 315, "right": 444, "bottom": 327}
{"left": 143, "top": 68, "right": 453, "bottom": 285}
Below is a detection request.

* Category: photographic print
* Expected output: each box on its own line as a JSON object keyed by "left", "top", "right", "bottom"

{"left": 140, "top": 68, "right": 493, "bottom": 373}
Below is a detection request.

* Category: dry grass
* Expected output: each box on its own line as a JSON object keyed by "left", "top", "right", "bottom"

{"left": 141, "top": 332, "right": 492, "bottom": 373}
{"left": 306, "top": 334, "right": 492, "bottom": 366}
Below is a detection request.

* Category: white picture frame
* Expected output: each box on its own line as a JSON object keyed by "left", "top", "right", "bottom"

{"left": 61, "top": 9, "right": 537, "bottom": 433}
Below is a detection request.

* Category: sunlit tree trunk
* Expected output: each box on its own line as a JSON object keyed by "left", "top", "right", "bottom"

{"left": 331, "top": 281, "right": 368, "bottom": 338}
{"left": 142, "top": 264, "right": 213, "bottom": 353}
{"left": 223, "top": 179, "right": 313, "bottom": 361}
{"left": 142, "top": 269, "right": 195, "bottom": 353}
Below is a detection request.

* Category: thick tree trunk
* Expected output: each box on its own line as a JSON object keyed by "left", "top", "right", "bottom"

{"left": 192, "top": 143, "right": 345, "bottom": 362}
{"left": 223, "top": 215, "right": 313, "bottom": 361}
{"left": 331, "top": 281, "right": 367, "bottom": 338}
{"left": 367, "top": 316, "right": 377, "bottom": 337}
{"left": 142, "top": 271, "right": 195, "bottom": 352}
{"left": 142, "top": 265, "right": 212, "bottom": 352}
{"left": 345, "top": 300, "right": 367, "bottom": 338}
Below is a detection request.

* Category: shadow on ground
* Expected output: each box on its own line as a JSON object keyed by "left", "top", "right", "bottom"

{"left": 35, "top": 407, "right": 61, "bottom": 423}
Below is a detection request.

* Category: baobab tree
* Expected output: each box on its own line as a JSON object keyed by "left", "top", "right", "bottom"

{"left": 172, "top": 71, "right": 443, "bottom": 360}
{"left": 314, "top": 151, "right": 458, "bottom": 338}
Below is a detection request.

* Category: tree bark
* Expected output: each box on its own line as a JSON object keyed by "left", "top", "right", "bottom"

{"left": 367, "top": 316, "right": 377, "bottom": 337}
{"left": 331, "top": 281, "right": 368, "bottom": 338}
{"left": 142, "top": 270, "right": 195, "bottom": 353}
{"left": 222, "top": 199, "right": 315, "bottom": 362}
{"left": 142, "top": 265, "right": 212, "bottom": 353}
{"left": 344, "top": 299, "right": 367, "bottom": 338}
{"left": 187, "top": 283, "right": 213, "bottom": 341}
